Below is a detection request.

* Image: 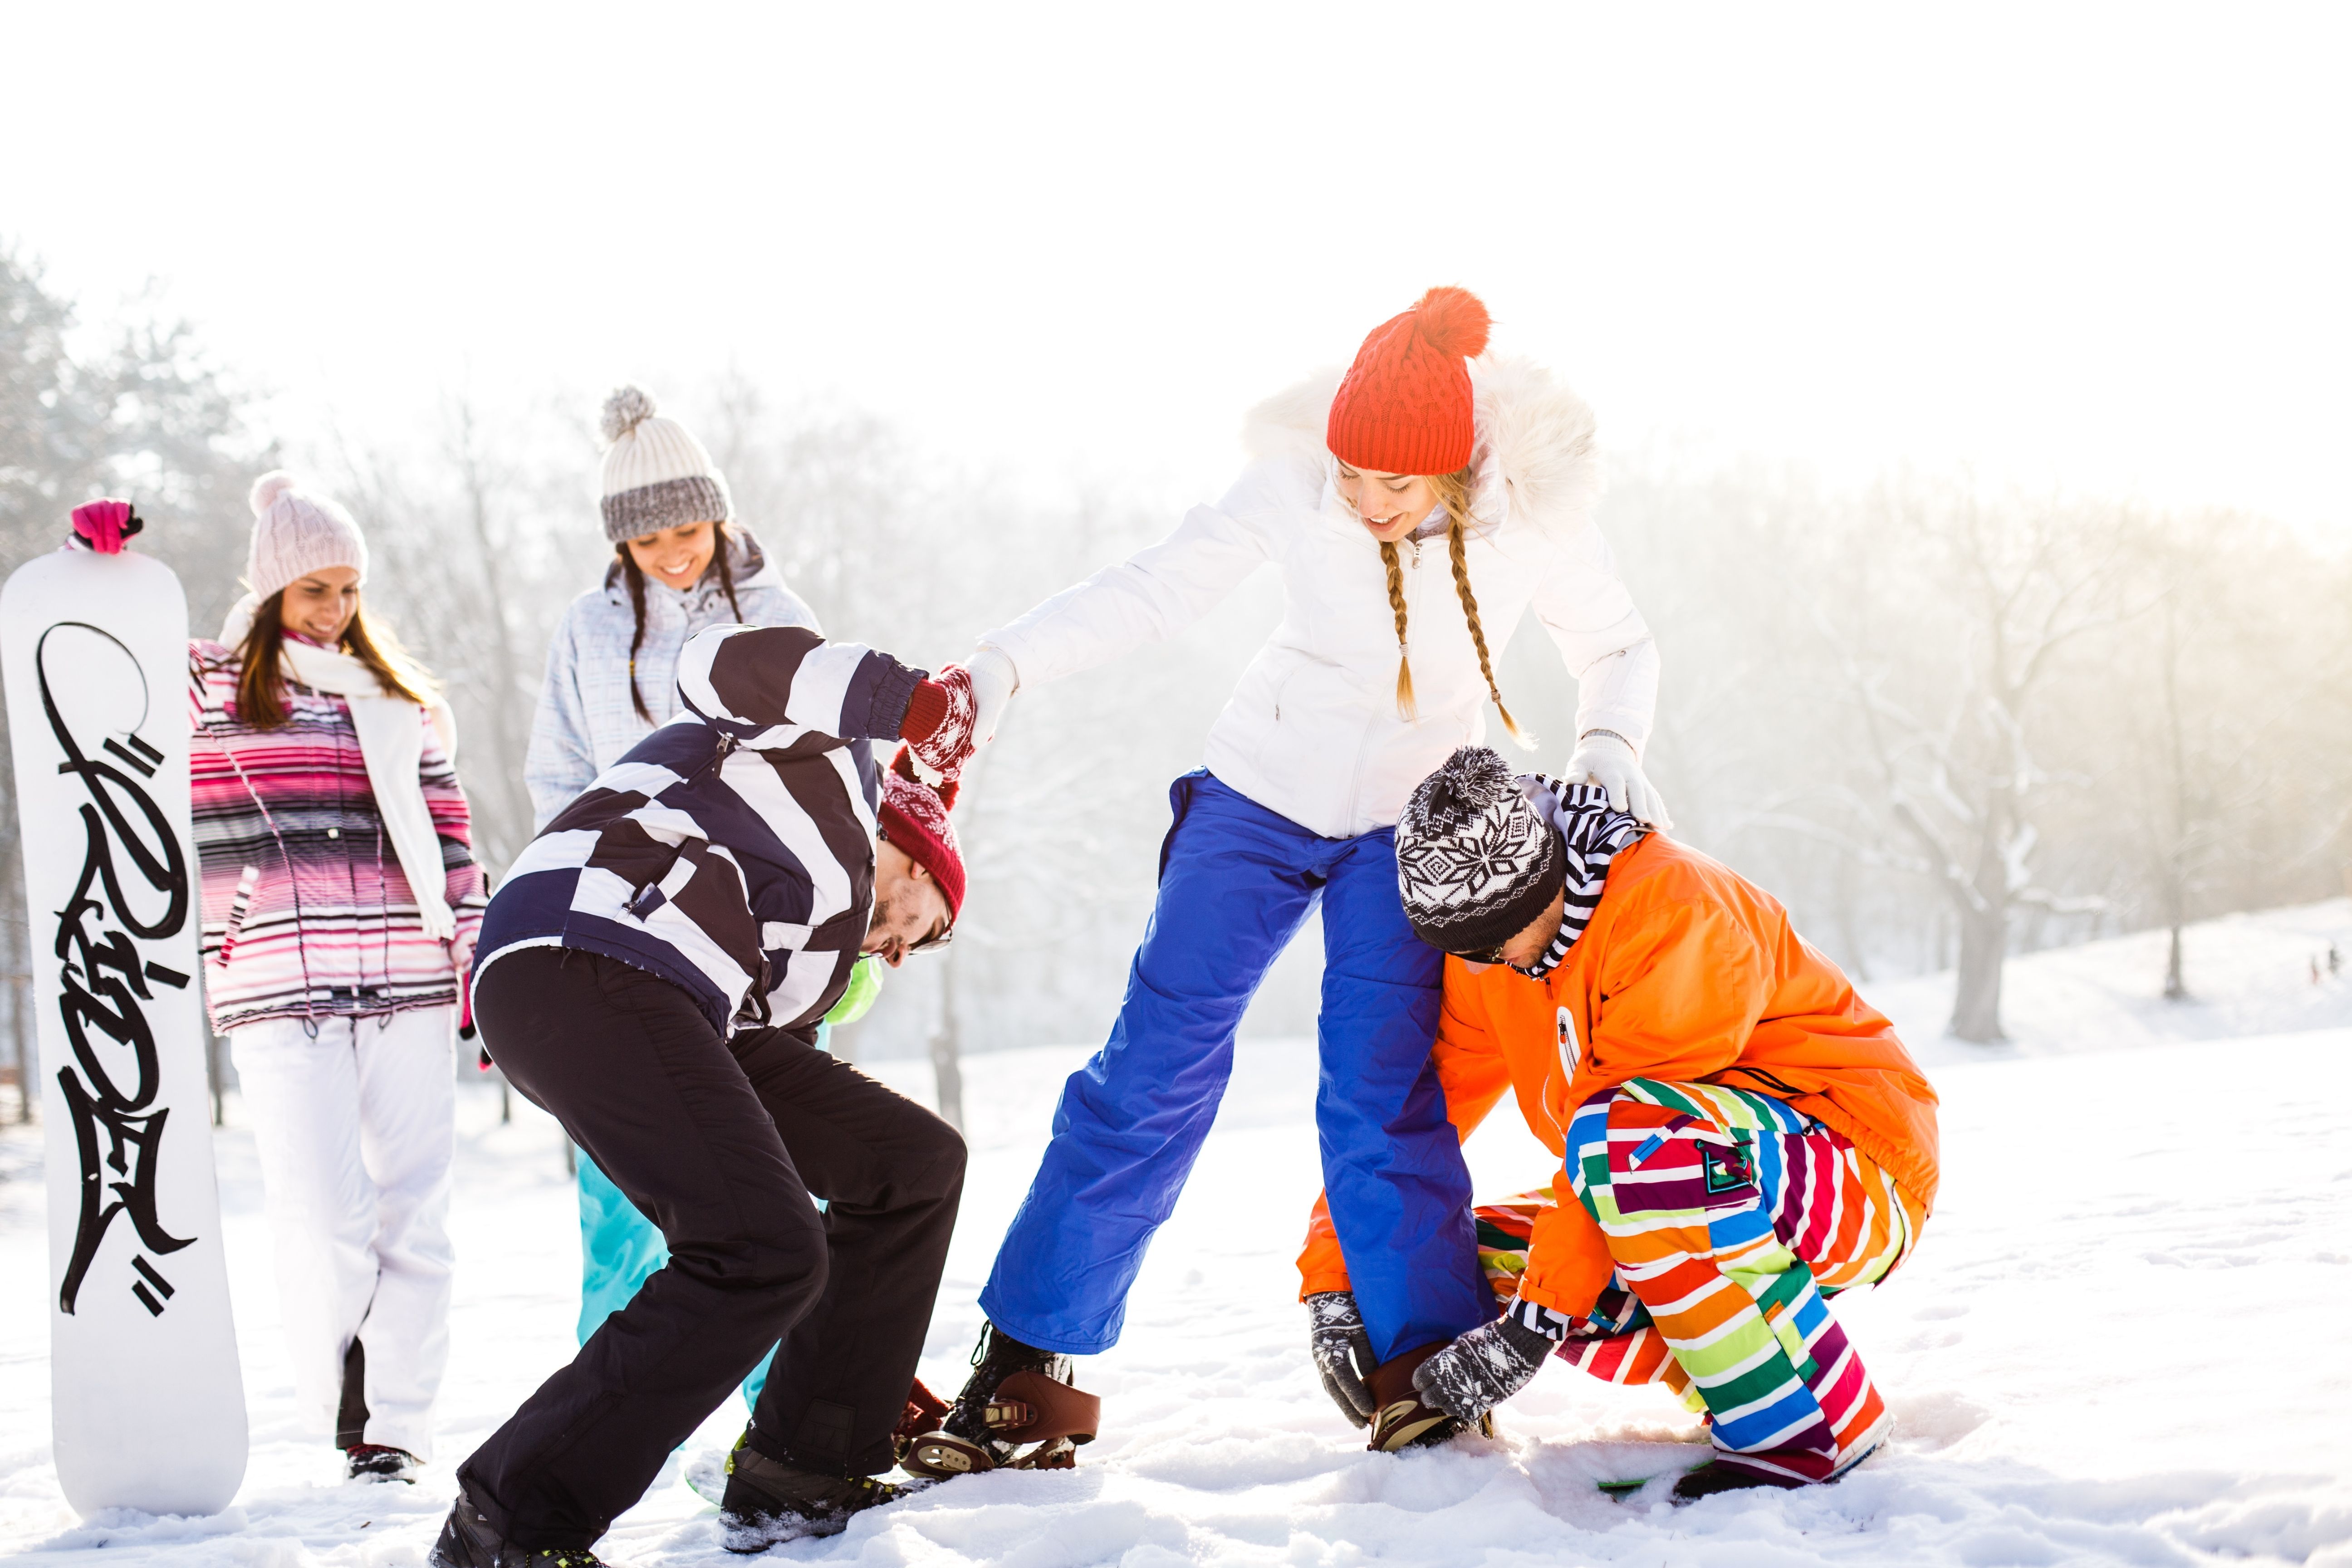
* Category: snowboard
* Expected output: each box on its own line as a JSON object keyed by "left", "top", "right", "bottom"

{"left": 1, "top": 545, "right": 249, "bottom": 1518}
{"left": 682, "top": 1448, "right": 729, "bottom": 1507}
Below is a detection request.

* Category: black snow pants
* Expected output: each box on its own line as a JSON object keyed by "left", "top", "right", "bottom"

{"left": 457, "top": 947, "right": 965, "bottom": 1547}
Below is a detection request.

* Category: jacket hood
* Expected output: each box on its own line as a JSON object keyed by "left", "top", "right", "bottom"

{"left": 1238, "top": 354, "right": 1600, "bottom": 542}
{"left": 603, "top": 523, "right": 778, "bottom": 597}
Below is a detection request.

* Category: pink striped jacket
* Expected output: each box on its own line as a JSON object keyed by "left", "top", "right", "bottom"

{"left": 188, "top": 640, "right": 487, "bottom": 1032}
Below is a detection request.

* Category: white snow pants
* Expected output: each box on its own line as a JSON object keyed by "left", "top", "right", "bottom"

{"left": 229, "top": 1007, "right": 455, "bottom": 1457}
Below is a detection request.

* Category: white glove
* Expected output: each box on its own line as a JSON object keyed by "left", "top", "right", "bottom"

{"left": 1564, "top": 730, "right": 1672, "bottom": 829}
{"left": 968, "top": 645, "right": 1019, "bottom": 747}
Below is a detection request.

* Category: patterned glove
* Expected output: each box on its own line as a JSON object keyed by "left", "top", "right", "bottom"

{"left": 1411, "top": 1316, "right": 1555, "bottom": 1423}
{"left": 900, "top": 663, "right": 979, "bottom": 782}
{"left": 1306, "top": 1291, "right": 1376, "bottom": 1428}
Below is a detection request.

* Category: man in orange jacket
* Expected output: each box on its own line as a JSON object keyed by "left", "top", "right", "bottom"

{"left": 1298, "top": 748, "right": 1938, "bottom": 1500}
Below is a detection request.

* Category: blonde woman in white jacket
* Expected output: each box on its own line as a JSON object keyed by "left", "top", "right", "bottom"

{"left": 915, "top": 289, "right": 1669, "bottom": 1468}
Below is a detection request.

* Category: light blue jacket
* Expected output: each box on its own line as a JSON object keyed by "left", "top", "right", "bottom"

{"left": 524, "top": 527, "right": 818, "bottom": 831}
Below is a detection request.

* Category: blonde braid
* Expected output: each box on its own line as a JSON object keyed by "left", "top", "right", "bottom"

{"left": 1439, "top": 475, "right": 1533, "bottom": 752}
{"left": 1379, "top": 538, "right": 1416, "bottom": 720}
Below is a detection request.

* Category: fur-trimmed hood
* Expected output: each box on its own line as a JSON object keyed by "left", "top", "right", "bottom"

{"left": 1238, "top": 354, "right": 1601, "bottom": 542}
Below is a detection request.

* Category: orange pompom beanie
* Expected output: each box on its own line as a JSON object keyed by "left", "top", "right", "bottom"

{"left": 1325, "top": 286, "right": 1493, "bottom": 476}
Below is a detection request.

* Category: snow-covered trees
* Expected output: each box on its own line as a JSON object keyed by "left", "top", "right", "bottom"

{"left": 0, "top": 246, "right": 264, "bottom": 1122}
{"left": 2098, "top": 511, "right": 2352, "bottom": 1005}
{"left": 1604, "top": 457, "right": 2352, "bottom": 1045}
{"left": 1823, "top": 485, "right": 2131, "bottom": 1042}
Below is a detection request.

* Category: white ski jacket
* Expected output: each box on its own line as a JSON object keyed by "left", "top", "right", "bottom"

{"left": 980, "top": 357, "right": 1659, "bottom": 839}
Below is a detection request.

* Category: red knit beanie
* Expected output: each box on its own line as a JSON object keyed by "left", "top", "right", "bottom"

{"left": 1325, "top": 286, "right": 1494, "bottom": 475}
{"left": 879, "top": 746, "right": 966, "bottom": 920}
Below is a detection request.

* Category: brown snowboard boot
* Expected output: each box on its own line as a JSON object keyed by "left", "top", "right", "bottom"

{"left": 1366, "top": 1342, "right": 1493, "bottom": 1452}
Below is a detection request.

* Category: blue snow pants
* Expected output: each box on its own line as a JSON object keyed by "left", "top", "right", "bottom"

{"left": 573, "top": 1018, "right": 837, "bottom": 1409}
{"left": 978, "top": 770, "right": 1491, "bottom": 1364}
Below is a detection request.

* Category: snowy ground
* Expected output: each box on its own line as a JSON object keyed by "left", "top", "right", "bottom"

{"left": 4, "top": 913, "right": 2351, "bottom": 1566}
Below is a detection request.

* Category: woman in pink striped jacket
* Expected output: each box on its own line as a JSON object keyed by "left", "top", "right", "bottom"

{"left": 188, "top": 471, "right": 486, "bottom": 1484}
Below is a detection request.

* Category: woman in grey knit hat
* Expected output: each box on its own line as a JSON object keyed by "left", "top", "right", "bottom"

{"left": 522, "top": 386, "right": 882, "bottom": 1378}
{"left": 524, "top": 385, "right": 819, "bottom": 824}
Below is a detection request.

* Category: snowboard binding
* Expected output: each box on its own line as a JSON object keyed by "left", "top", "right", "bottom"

{"left": 1365, "top": 1341, "right": 1494, "bottom": 1452}
{"left": 900, "top": 1324, "right": 1101, "bottom": 1479}
{"left": 902, "top": 1370, "right": 1102, "bottom": 1476}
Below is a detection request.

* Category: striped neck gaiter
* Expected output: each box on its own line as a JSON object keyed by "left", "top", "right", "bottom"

{"left": 1509, "top": 780, "right": 1649, "bottom": 981}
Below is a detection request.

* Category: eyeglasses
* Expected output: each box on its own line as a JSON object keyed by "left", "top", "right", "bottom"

{"left": 909, "top": 924, "right": 954, "bottom": 955}
{"left": 1451, "top": 940, "right": 1513, "bottom": 966}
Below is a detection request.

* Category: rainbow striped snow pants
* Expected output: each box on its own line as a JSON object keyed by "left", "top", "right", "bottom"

{"left": 1474, "top": 1079, "right": 1922, "bottom": 1485}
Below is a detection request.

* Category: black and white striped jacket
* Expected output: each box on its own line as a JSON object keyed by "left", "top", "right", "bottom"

{"left": 475, "top": 624, "right": 924, "bottom": 1035}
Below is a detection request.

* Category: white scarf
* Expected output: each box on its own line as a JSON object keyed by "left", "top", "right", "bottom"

{"left": 221, "top": 595, "right": 459, "bottom": 941}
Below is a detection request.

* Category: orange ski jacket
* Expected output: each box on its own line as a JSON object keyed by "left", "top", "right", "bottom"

{"left": 1298, "top": 832, "right": 1940, "bottom": 1319}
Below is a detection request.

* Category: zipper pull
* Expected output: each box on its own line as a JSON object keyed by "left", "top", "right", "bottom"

{"left": 693, "top": 731, "right": 740, "bottom": 784}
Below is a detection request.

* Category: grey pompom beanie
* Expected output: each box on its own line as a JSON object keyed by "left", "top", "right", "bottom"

{"left": 598, "top": 385, "right": 732, "bottom": 543}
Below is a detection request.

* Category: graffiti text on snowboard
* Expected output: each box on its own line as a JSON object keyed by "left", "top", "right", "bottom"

{"left": 35, "top": 619, "right": 201, "bottom": 1316}
{"left": 2, "top": 545, "right": 247, "bottom": 1518}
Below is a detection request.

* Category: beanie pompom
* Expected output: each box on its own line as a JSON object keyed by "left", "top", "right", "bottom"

{"left": 600, "top": 385, "right": 657, "bottom": 446}
{"left": 1413, "top": 745, "right": 1517, "bottom": 835}
{"left": 1413, "top": 286, "right": 1491, "bottom": 360}
{"left": 248, "top": 470, "right": 299, "bottom": 518}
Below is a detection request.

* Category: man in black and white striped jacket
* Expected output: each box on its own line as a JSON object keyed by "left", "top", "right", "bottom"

{"left": 438, "top": 623, "right": 980, "bottom": 1563}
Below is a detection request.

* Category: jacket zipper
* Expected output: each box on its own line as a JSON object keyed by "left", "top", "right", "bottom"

{"left": 694, "top": 732, "right": 740, "bottom": 783}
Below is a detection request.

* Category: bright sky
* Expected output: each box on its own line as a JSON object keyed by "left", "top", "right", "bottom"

{"left": 5, "top": 2, "right": 2347, "bottom": 531}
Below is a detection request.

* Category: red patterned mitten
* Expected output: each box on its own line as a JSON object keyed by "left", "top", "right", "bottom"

{"left": 902, "top": 663, "right": 979, "bottom": 782}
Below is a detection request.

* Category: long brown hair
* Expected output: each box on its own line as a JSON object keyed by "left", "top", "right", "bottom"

{"left": 620, "top": 519, "right": 745, "bottom": 722}
{"left": 234, "top": 590, "right": 438, "bottom": 729}
{"left": 1374, "top": 467, "right": 1534, "bottom": 749}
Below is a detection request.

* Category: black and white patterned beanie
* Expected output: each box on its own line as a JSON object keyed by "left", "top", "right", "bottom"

{"left": 598, "top": 385, "right": 734, "bottom": 543}
{"left": 1395, "top": 748, "right": 1566, "bottom": 956}
{"left": 1396, "top": 747, "right": 1651, "bottom": 975}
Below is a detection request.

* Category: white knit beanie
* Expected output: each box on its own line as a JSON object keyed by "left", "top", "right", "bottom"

{"left": 246, "top": 471, "right": 368, "bottom": 601}
{"left": 598, "top": 385, "right": 732, "bottom": 543}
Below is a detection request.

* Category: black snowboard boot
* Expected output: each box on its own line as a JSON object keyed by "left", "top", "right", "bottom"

{"left": 429, "top": 1489, "right": 613, "bottom": 1568}
{"left": 716, "top": 1431, "right": 921, "bottom": 1552}
{"left": 942, "top": 1322, "right": 1069, "bottom": 1465}
{"left": 345, "top": 1443, "right": 419, "bottom": 1483}
{"left": 1671, "top": 1437, "right": 1880, "bottom": 1503}
{"left": 900, "top": 1321, "right": 1087, "bottom": 1478}
{"left": 1671, "top": 1459, "right": 1811, "bottom": 1501}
